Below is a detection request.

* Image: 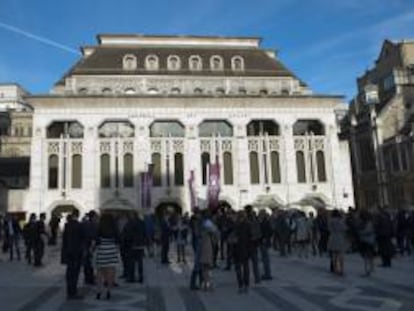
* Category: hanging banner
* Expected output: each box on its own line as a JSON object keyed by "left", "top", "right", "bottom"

{"left": 207, "top": 155, "right": 221, "bottom": 210}
{"left": 140, "top": 165, "right": 154, "bottom": 209}
{"left": 188, "top": 170, "right": 197, "bottom": 211}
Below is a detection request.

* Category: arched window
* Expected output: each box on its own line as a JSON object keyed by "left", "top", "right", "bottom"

{"left": 293, "top": 120, "right": 325, "bottom": 136}
{"left": 189, "top": 55, "right": 202, "bottom": 71}
{"left": 247, "top": 120, "right": 279, "bottom": 136}
{"left": 249, "top": 152, "right": 260, "bottom": 184}
{"left": 199, "top": 120, "right": 233, "bottom": 137}
{"left": 210, "top": 55, "right": 223, "bottom": 71}
{"left": 271, "top": 151, "right": 281, "bottom": 183}
{"left": 48, "top": 155, "right": 59, "bottom": 189}
{"left": 98, "top": 121, "right": 134, "bottom": 138}
{"left": 296, "top": 151, "right": 306, "bottom": 183}
{"left": 100, "top": 154, "right": 111, "bottom": 188}
{"left": 174, "top": 153, "right": 184, "bottom": 186}
{"left": 145, "top": 54, "right": 159, "bottom": 71}
{"left": 102, "top": 88, "right": 112, "bottom": 94}
{"left": 231, "top": 56, "right": 244, "bottom": 71}
{"left": 152, "top": 153, "right": 162, "bottom": 186}
{"left": 238, "top": 87, "right": 247, "bottom": 95}
{"left": 194, "top": 88, "right": 203, "bottom": 94}
{"left": 150, "top": 120, "right": 185, "bottom": 137}
{"left": 72, "top": 154, "right": 82, "bottom": 188}
{"left": 123, "top": 153, "right": 134, "bottom": 187}
{"left": 167, "top": 55, "right": 181, "bottom": 71}
{"left": 223, "top": 152, "right": 233, "bottom": 185}
{"left": 47, "top": 121, "right": 84, "bottom": 138}
{"left": 201, "top": 152, "right": 210, "bottom": 185}
{"left": 316, "top": 151, "right": 327, "bottom": 182}
{"left": 122, "top": 54, "right": 137, "bottom": 70}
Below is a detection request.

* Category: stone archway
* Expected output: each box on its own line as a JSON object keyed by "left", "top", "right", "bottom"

{"left": 155, "top": 201, "right": 182, "bottom": 218}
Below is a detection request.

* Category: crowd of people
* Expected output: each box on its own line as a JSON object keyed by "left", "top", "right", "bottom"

{"left": 1, "top": 205, "right": 414, "bottom": 300}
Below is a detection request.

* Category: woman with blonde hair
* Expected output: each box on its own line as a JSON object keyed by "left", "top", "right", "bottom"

{"left": 93, "top": 213, "right": 120, "bottom": 300}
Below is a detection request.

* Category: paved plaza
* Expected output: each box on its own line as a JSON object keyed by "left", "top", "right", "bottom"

{"left": 0, "top": 246, "right": 413, "bottom": 311}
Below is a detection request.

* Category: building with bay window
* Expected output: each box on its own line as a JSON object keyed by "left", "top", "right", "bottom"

{"left": 15, "top": 34, "right": 353, "bottom": 216}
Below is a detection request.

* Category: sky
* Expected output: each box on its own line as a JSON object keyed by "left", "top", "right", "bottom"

{"left": 0, "top": 0, "right": 414, "bottom": 100}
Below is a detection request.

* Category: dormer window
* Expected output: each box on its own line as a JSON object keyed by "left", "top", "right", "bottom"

{"left": 102, "top": 88, "right": 112, "bottom": 94}
{"left": 210, "top": 55, "right": 224, "bottom": 71}
{"left": 123, "top": 54, "right": 137, "bottom": 70}
{"left": 171, "top": 87, "right": 181, "bottom": 94}
{"left": 189, "top": 55, "right": 202, "bottom": 71}
{"left": 194, "top": 88, "right": 203, "bottom": 94}
{"left": 231, "top": 56, "right": 244, "bottom": 71}
{"left": 168, "top": 55, "right": 181, "bottom": 71}
{"left": 145, "top": 54, "right": 159, "bottom": 71}
{"left": 124, "top": 88, "right": 136, "bottom": 95}
{"left": 78, "top": 88, "right": 88, "bottom": 94}
{"left": 216, "top": 87, "right": 225, "bottom": 95}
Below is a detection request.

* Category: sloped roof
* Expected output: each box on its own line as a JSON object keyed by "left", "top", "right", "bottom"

{"left": 55, "top": 45, "right": 300, "bottom": 85}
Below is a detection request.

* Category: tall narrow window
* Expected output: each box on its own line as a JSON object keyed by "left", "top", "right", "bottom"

{"left": 72, "top": 155, "right": 82, "bottom": 188}
{"left": 316, "top": 151, "right": 327, "bottom": 182}
{"left": 296, "top": 151, "right": 306, "bottom": 183}
{"left": 271, "top": 151, "right": 281, "bottom": 183}
{"left": 100, "top": 154, "right": 111, "bottom": 188}
{"left": 250, "top": 152, "right": 260, "bottom": 184}
{"left": 174, "top": 153, "right": 184, "bottom": 186}
{"left": 201, "top": 152, "right": 210, "bottom": 185}
{"left": 223, "top": 152, "right": 233, "bottom": 185}
{"left": 123, "top": 153, "right": 134, "bottom": 187}
{"left": 152, "top": 153, "right": 162, "bottom": 186}
{"left": 48, "top": 155, "right": 59, "bottom": 189}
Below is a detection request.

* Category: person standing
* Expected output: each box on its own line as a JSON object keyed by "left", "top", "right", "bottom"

{"left": 123, "top": 212, "right": 146, "bottom": 283}
{"left": 258, "top": 210, "right": 273, "bottom": 280}
{"left": 190, "top": 210, "right": 203, "bottom": 290}
{"left": 33, "top": 213, "right": 48, "bottom": 267}
{"left": 246, "top": 206, "right": 261, "bottom": 284}
{"left": 94, "top": 213, "right": 120, "bottom": 300}
{"left": 160, "top": 213, "right": 171, "bottom": 264}
{"left": 234, "top": 211, "right": 251, "bottom": 293}
{"left": 176, "top": 215, "right": 189, "bottom": 263}
{"left": 4, "top": 214, "right": 22, "bottom": 261}
{"left": 295, "top": 212, "right": 311, "bottom": 258}
{"left": 82, "top": 211, "right": 98, "bottom": 285}
{"left": 357, "top": 211, "right": 376, "bottom": 277}
{"left": 48, "top": 214, "right": 60, "bottom": 246}
{"left": 61, "top": 210, "right": 85, "bottom": 300}
{"left": 376, "top": 209, "right": 394, "bottom": 267}
{"left": 199, "top": 210, "right": 218, "bottom": 291}
{"left": 23, "top": 213, "right": 37, "bottom": 264}
{"left": 327, "top": 210, "right": 347, "bottom": 276}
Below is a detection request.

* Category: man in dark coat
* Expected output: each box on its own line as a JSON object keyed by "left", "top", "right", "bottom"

{"left": 234, "top": 211, "right": 252, "bottom": 293}
{"left": 245, "top": 205, "right": 261, "bottom": 284}
{"left": 258, "top": 210, "right": 273, "bottom": 280}
{"left": 48, "top": 215, "right": 60, "bottom": 246}
{"left": 23, "top": 213, "right": 37, "bottom": 264}
{"left": 123, "top": 212, "right": 146, "bottom": 283}
{"left": 82, "top": 211, "right": 98, "bottom": 285}
{"left": 61, "top": 210, "right": 85, "bottom": 300}
{"left": 33, "top": 213, "right": 47, "bottom": 267}
{"left": 4, "top": 214, "right": 22, "bottom": 261}
{"left": 376, "top": 210, "right": 394, "bottom": 267}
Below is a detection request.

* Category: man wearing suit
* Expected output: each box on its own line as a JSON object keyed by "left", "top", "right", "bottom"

{"left": 34, "top": 213, "right": 48, "bottom": 266}
{"left": 4, "top": 214, "right": 22, "bottom": 261}
{"left": 61, "top": 210, "right": 85, "bottom": 300}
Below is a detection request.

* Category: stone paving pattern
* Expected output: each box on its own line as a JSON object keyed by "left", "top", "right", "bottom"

{"left": 1, "top": 246, "right": 413, "bottom": 311}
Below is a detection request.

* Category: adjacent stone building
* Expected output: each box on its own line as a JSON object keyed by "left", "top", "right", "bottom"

{"left": 6, "top": 34, "right": 354, "bottom": 217}
{"left": 0, "top": 84, "right": 32, "bottom": 214}
{"left": 341, "top": 39, "right": 414, "bottom": 209}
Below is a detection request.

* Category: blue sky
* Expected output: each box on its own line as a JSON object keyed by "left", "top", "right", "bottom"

{"left": 0, "top": 0, "right": 414, "bottom": 100}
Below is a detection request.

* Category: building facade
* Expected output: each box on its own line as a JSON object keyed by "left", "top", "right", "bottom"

{"left": 0, "top": 84, "right": 32, "bottom": 214}
{"left": 342, "top": 39, "right": 414, "bottom": 209}
{"left": 17, "top": 34, "right": 353, "bottom": 216}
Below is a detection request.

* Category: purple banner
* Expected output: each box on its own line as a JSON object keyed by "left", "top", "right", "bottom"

{"left": 207, "top": 155, "right": 221, "bottom": 210}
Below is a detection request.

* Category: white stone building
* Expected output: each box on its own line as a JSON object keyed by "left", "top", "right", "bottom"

{"left": 21, "top": 34, "right": 354, "bottom": 217}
